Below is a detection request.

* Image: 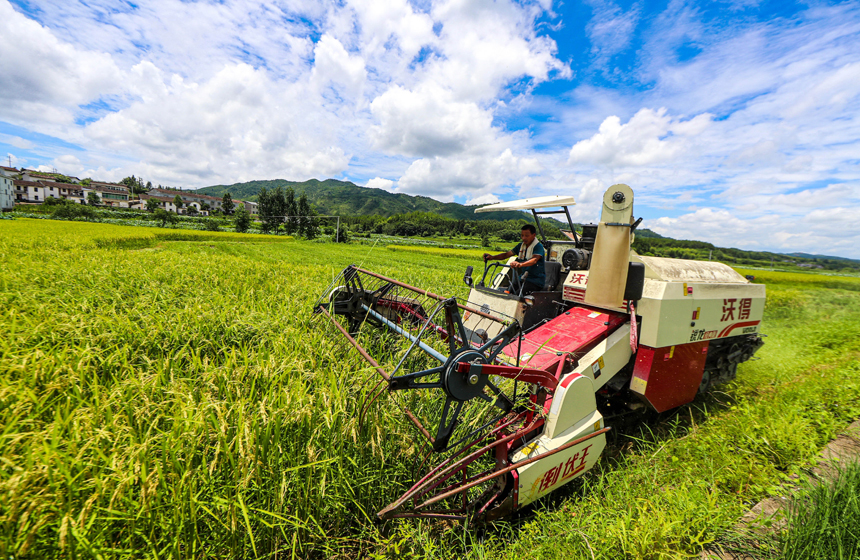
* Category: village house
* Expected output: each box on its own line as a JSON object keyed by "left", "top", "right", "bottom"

{"left": 19, "top": 169, "right": 81, "bottom": 184}
{"left": 13, "top": 179, "right": 87, "bottom": 204}
{"left": 0, "top": 166, "right": 19, "bottom": 210}
{"left": 40, "top": 180, "right": 85, "bottom": 203}
{"left": 0, "top": 176, "right": 14, "bottom": 211}
{"left": 147, "top": 187, "right": 258, "bottom": 215}
{"left": 12, "top": 180, "right": 45, "bottom": 203}
{"left": 129, "top": 193, "right": 181, "bottom": 213}
{"left": 84, "top": 182, "right": 130, "bottom": 207}
{"left": 4, "top": 166, "right": 256, "bottom": 216}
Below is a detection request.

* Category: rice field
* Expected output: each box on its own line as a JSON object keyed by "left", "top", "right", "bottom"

{"left": 2, "top": 218, "right": 859, "bottom": 559}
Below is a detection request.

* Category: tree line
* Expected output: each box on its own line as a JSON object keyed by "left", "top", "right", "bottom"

{"left": 257, "top": 186, "right": 319, "bottom": 238}
{"left": 341, "top": 211, "right": 565, "bottom": 241}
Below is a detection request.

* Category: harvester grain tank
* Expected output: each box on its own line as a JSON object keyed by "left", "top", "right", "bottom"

{"left": 313, "top": 184, "right": 765, "bottom": 522}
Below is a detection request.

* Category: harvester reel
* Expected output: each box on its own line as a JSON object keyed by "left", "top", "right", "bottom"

{"left": 390, "top": 337, "right": 517, "bottom": 452}
{"left": 315, "top": 265, "right": 542, "bottom": 522}
{"left": 326, "top": 286, "right": 365, "bottom": 332}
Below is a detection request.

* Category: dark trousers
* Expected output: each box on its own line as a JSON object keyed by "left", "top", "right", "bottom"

{"left": 519, "top": 281, "right": 542, "bottom": 296}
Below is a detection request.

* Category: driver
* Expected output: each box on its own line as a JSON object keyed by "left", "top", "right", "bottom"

{"left": 483, "top": 224, "right": 545, "bottom": 296}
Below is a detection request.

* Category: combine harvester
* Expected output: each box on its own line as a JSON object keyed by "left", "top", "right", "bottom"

{"left": 313, "top": 184, "right": 765, "bottom": 523}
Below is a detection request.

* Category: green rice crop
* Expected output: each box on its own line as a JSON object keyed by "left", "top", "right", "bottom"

{"left": 385, "top": 244, "right": 487, "bottom": 259}
{"left": 1, "top": 218, "right": 859, "bottom": 559}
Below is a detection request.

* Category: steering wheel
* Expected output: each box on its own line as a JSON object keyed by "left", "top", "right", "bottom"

{"left": 480, "top": 260, "right": 525, "bottom": 295}
{"left": 508, "top": 263, "right": 525, "bottom": 294}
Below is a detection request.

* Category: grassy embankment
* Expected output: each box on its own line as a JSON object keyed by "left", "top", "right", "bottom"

{"left": 723, "top": 459, "right": 860, "bottom": 559}
{"left": 776, "top": 460, "right": 860, "bottom": 559}
{"left": 1, "top": 218, "right": 859, "bottom": 559}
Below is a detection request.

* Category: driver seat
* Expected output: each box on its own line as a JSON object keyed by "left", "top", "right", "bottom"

{"left": 543, "top": 261, "right": 561, "bottom": 291}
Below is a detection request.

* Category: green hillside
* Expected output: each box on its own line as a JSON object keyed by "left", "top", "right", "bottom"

{"left": 196, "top": 179, "right": 530, "bottom": 221}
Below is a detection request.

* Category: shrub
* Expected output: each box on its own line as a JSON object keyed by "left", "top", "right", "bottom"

{"left": 234, "top": 205, "right": 251, "bottom": 233}
{"left": 154, "top": 208, "right": 179, "bottom": 227}
{"left": 52, "top": 203, "right": 98, "bottom": 221}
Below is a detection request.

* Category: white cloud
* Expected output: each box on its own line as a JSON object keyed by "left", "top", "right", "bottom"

{"left": 365, "top": 177, "right": 395, "bottom": 191}
{"left": 84, "top": 62, "right": 350, "bottom": 185}
{"left": 396, "top": 148, "right": 542, "bottom": 199}
{"left": 465, "top": 193, "right": 501, "bottom": 206}
{"left": 550, "top": 4, "right": 860, "bottom": 257}
{"left": 650, "top": 204, "right": 860, "bottom": 258}
{"left": 370, "top": 84, "right": 495, "bottom": 158}
{"left": 52, "top": 155, "right": 85, "bottom": 176}
{"left": 568, "top": 108, "right": 713, "bottom": 166}
{"left": 0, "top": 1, "right": 122, "bottom": 125}
{"left": 311, "top": 34, "right": 367, "bottom": 96}
{"left": 743, "top": 183, "right": 860, "bottom": 213}
{"left": 428, "top": 0, "right": 569, "bottom": 101}
{"left": 0, "top": 134, "right": 34, "bottom": 150}
{"left": 349, "top": 0, "right": 435, "bottom": 60}
{"left": 585, "top": 0, "right": 641, "bottom": 66}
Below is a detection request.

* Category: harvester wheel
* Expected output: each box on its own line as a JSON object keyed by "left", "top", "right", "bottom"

{"left": 698, "top": 370, "right": 711, "bottom": 395}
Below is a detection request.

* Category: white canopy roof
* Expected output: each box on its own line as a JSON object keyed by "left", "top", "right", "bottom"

{"left": 474, "top": 195, "right": 576, "bottom": 213}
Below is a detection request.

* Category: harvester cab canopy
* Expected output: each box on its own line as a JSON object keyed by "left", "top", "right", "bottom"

{"left": 475, "top": 195, "right": 578, "bottom": 245}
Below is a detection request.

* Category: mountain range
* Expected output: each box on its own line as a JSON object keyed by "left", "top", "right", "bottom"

{"left": 195, "top": 178, "right": 858, "bottom": 266}
{"left": 196, "top": 178, "right": 529, "bottom": 221}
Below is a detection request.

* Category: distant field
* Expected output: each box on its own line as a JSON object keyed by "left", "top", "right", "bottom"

{"left": 1, "top": 219, "right": 859, "bottom": 559}
{"left": 385, "top": 244, "right": 487, "bottom": 259}
{"left": 0, "top": 218, "right": 285, "bottom": 250}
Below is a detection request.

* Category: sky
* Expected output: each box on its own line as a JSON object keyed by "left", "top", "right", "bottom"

{"left": 1, "top": 0, "right": 860, "bottom": 258}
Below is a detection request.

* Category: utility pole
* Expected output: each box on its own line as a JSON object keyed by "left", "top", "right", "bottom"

{"left": 709, "top": 250, "right": 712, "bottom": 261}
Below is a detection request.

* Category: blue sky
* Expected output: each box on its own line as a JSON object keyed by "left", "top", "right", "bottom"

{"left": 1, "top": 0, "right": 859, "bottom": 257}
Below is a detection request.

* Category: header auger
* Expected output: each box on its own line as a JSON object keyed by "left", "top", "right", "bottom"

{"left": 312, "top": 185, "right": 765, "bottom": 523}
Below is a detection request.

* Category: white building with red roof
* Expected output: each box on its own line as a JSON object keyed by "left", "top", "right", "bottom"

{"left": 147, "top": 187, "right": 257, "bottom": 214}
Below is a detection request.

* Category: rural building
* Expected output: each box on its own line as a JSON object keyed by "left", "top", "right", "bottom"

{"left": 82, "top": 183, "right": 130, "bottom": 207}
{"left": 3, "top": 166, "right": 254, "bottom": 215}
{"left": 19, "top": 170, "right": 81, "bottom": 183}
{"left": 147, "top": 187, "right": 257, "bottom": 215}
{"left": 14, "top": 179, "right": 86, "bottom": 204}
{"left": 0, "top": 175, "right": 13, "bottom": 210}
{"left": 130, "top": 194, "right": 180, "bottom": 213}
{"left": 13, "top": 180, "right": 45, "bottom": 202}
{"left": 39, "top": 180, "right": 85, "bottom": 203}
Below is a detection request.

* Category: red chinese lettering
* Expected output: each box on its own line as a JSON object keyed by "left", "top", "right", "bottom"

{"left": 539, "top": 464, "right": 562, "bottom": 492}
{"left": 739, "top": 298, "right": 751, "bottom": 320}
{"left": 561, "top": 445, "right": 592, "bottom": 480}
{"left": 538, "top": 445, "right": 594, "bottom": 493}
{"left": 721, "top": 298, "right": 737, "bottom": 321}
{"left": 572, "top": 273, "right": 585, "bottom": 285}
